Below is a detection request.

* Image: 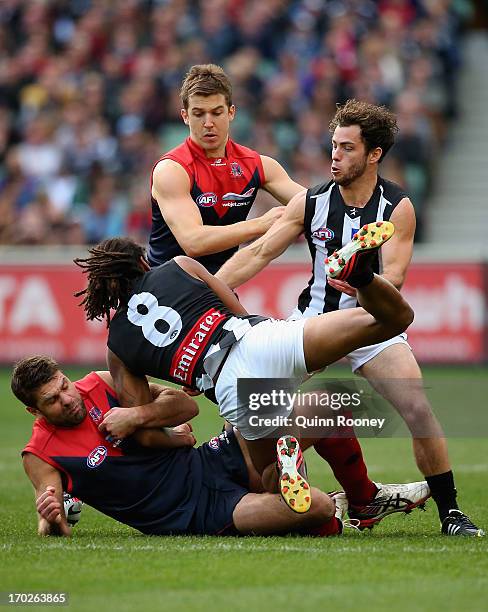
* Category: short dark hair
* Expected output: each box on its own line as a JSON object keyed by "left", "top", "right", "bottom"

{"left": 11, "top": 355, "right": 60, "bottom": 408}
{"left": 74, "top": 237, "right": 146, "bottom": 327}
{"left": 329, "top": 99, "right": 399, "bottom": 162}
{"left": 180, "top": 64, "right": 233, "bottom": 110}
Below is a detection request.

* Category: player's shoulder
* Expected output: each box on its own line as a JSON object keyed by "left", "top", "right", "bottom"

{"left": 379, "top": 177, "right": 409, "bottom": 205}
{"left": 307, "top": 180, "right": 335, "bottom": 199}
{"left": 75, "top": 371, "right": 105, "bottom": 395}
{"left": 154, "top": 139, "right": 195, "bottom": 178}
{"left": 130, "top": 261, "right": 178, "bottom": 291}
{"left": 162, "top": 138, "right": 194, "bottom": 162}
{"left": 23, "top": 416, "right": 54, "bottom": 454}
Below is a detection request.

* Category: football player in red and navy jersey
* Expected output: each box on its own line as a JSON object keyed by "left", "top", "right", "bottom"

{"left": 14, "top": 356, "right": 342, "bottom": 537}
{"left": 148, "top": 64, "right": 304, "bottom": 273}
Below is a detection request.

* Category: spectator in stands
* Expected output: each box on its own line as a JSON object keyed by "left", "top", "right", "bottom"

{"left": 0, "top": 0, "right": 472, "bottom": 245}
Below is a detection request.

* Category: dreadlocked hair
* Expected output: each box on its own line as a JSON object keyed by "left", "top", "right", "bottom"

{"left": 74, "top": 237, "right": 146, "bottom": 327}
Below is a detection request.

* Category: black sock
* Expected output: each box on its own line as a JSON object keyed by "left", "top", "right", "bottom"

{"left": 426, "top": 471, "right": 458, "bottom": 521}
{"left": 348, "top": 268, "right": 374, "bottom": 288}
{"left": 347, "top": 250, "right": 376, "bottom": 288}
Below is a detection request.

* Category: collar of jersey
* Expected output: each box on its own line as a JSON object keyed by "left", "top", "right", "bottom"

{"left": 336, "top": 176, "right": 381, "bottom": 210}
{"left": 186, "top": 136, "right": 234, "bottom": 162}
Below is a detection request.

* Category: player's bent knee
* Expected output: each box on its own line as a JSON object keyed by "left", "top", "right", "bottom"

{"left": 308, "top": 488, "right": 335, "bottom": 524}
{"left": 389, "top": 302, "right": 414, "bottom": 337}
{"left": 401, "top": 399, "right": 441, "bottom": 434}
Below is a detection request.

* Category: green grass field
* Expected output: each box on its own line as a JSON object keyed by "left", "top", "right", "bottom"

{"left": 1, "top": 366, "right": 487, "bottom": 611}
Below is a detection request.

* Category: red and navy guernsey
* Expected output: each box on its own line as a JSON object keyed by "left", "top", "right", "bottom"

{"left": 148, "top": 137, "right": 265, "bottom": 273}
{"left": 22, "top": 372, "right": 202, "bottom": 535}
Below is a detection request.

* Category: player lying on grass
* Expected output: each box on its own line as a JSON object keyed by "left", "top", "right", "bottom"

{"left": 13, "top": 358, "right": 428, "bottom": 537}
{"left": 14, "top": 357, "right": 348, "bottom": 537}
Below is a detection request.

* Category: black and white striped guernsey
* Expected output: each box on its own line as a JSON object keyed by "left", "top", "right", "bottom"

{"left": 294, "top": 177, "right": 407, "bottom": 318}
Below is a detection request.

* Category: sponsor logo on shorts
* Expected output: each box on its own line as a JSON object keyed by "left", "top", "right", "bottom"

{"left": 88, "top": 406, "right": 102, "bottom": 424}
{"left": 312, "top": 227, "right": 334, "bottom": 242}
{"left": 196, "top": 192, "right": 217, "bottom": 207}
{"left": 87, "top": 445, "right": 108, "bottom": 469}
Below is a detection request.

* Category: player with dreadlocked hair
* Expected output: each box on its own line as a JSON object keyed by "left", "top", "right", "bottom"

{"left": 74, "top": 238, "right": 148, "bottom": 327}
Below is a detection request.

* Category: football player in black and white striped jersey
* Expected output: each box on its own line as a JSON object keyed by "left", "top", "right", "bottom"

{"left": 217, "top": 100, "right": 483, "bottom": 537}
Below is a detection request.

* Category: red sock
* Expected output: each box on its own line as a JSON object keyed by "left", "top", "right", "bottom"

{"left": 314, "top": 437, "right": 377, "bottom": 506}
{"left": 308, "top": 517, "right": 342, "bottom": 537}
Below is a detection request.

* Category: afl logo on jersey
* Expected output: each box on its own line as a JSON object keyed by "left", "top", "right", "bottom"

{"left": 87, "top": 445, "right": 108, "bottom": 468}
{"left": 312, "top": 227, "right": 334, "bottom": 242}
{"left": 196, "top": 192, "right": 217, "bottom": 207}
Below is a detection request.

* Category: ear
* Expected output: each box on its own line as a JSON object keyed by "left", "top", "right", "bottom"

{"left": 369, "top": 147, "right": 382, "bottom": 164}
{"left": 228, "top": 104, "right": 236, "bottom": 122}
{"left": 26, "top": 406, "right": 41, "bottom": 418}
{"left": 181, "top": 108, "right": 189, "bottom": 125}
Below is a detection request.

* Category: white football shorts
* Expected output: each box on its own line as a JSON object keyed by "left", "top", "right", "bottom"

{"left": 215, "top": 318, "right": 307, "bottom": 440}
{"left": 287, "top": 307, "right": 410, "bottom": 373}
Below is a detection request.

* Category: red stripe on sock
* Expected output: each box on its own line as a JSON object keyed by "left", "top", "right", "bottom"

{"left": 314, "top": 437, "right": 377, "bottom": 506}
{"left": 308, "top": 517, "right": 341, "bottom": 537}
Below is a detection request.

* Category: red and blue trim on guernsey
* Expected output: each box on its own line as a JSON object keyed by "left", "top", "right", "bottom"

{"left": 22, "top": 372, "right": 204, "bottom": 535}
{"left": 22, "top": 373, "right": 124, "bottom": 493}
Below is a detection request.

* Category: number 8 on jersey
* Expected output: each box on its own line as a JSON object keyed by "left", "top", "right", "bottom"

{"left": 127, "top": 292, "right": 182, "bottom": 347}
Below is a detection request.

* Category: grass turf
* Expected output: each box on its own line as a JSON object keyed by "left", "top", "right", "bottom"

{"left": 1, "top": 366, "right": 487, "bottom": 611}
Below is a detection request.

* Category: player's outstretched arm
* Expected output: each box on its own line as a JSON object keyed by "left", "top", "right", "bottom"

{"left": 260, "top": 155, "right": 304, "bottom": 204}
{"left": 152, "top": 160, "right": 284, "bottom": 258}
{"left": 216, "top": 190, "right": 306, "bottom": 289}
{"left": 22, "top": 453, "right": 71, "bottom": 537}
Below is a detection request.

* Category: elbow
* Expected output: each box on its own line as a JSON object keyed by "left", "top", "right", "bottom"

{"left": 180, "top": 238, "right": 211, "bottom": 259}
{"left": 183, "top": 244, "right": 202, "bottom": 258}
{"left": 385, "top": 271, "right": 405, "bottom": 291}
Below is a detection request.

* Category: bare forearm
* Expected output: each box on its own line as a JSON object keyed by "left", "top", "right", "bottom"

{"left": 99, "top": 379, "right": 199, "bottom": 440}
{"left": 182, "top": 220, "right": 262, "bottom": 258}
{"left": 134, "top": 423, "right": 196, "bottom": 449}
{"left": 216, "top": 246, "right": 269, "bottom": 289}
{"left": 134, "top": 391, "right": 198, "bottom": 428}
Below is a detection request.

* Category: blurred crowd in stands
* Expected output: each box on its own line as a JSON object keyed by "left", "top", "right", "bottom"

{"left": 0, "top": 0, "right": 473, "bottom": 245}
